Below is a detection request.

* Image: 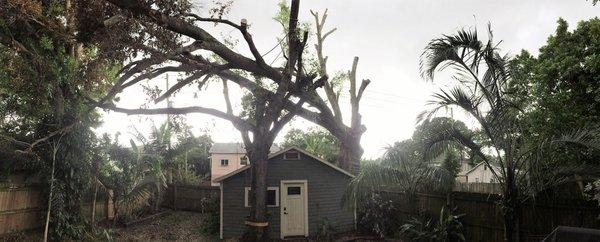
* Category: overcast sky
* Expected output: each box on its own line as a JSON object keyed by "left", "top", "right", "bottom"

{"left": 96, "top": 0, "right": 599, "bottom": 159}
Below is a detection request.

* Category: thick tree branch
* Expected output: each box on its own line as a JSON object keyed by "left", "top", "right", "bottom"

{"left": 123, "top": 65, "right": 192, "bottom": 90}
{"left": 356, "top": 79, "right": 371, "bottom": 102}
{"left": 100, "top": 104, "right": 254, "bottom": 131}
{"left": 311, "top": 9, "right": 342, "bottom": 122}
{"left": 184, "top": 13, "right": 242, "bottom": 29}
{"left": 104, "top": 0, "right": 282, "bottom": 81}
{"left": 154, "top": 71, "right": 207, "bottom": 104}
{"left": 185, "top": 13, "right": 268, "bottom": 68}
{"left": 222, "top": 78, "right": 233, "bottom": 115}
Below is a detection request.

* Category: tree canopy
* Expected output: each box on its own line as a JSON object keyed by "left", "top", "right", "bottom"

{"left": 281, "top": 127, "right": 340, "bottom": 164}
{"left": 512, "top": 18, "right": 600, "bottom": 167}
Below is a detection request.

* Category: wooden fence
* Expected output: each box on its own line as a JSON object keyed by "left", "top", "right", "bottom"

{"left": 382, "top": 191, "right": 600, "bottom": 242}
{"left": 162, "top": 183, "right": 219, "bottom": 212}
{"left": 453, "top": 182, "right": 502, "bottom": 194}
{"left": 0, "top": 183, "right": 113, "bottom": 235}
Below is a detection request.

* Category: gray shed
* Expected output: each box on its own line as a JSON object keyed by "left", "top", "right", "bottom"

{"left": 214, "top": 147, "right": 355, "bottom": 239}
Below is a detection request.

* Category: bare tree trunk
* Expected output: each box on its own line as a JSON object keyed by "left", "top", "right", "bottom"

{"left": 338, "top": 135, "right": 364, "bottom": 174}
{"left": 311, "top": 12, "right": 370, "bottom": 174}
{"left": 242, "top": 143, "right": 271, "bottom": 241}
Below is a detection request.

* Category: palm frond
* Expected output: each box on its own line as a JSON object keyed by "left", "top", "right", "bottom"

{"left": 420, "top": 87, "right": 483, "bottom": 125}
{"left": 420, "top": 28, "right": 483, "bottom": 81}
{"left": 117, "top": 178, "right": 156, "bottom": 217}
{"left": 342, "top": 161, "right": 453, "bottom": 209}
{"left": 553, "top": 128, "right": 600, "bottom": 150}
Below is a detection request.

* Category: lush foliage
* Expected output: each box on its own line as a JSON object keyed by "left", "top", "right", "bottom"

{"left": 512, "top": 18, "right": 600, "bottom": 167}
{"left": 384, "top": 117, "right": 475, "bottom": 178}
{"left": 419, "top": 24, "right": 600, "bottom": 241}
{"left": 99, "top": 123, "right": 213, "bottom": 222}
{"left": 198, "top": 195, "right": 220, "bottom": 235}
{"left": 343, "top": 138, "right": 455, "bottom": 212}
{"left": 316, "top": 218, "right": 338, "bottom": 241}
{"left": 281, "top": 127, "right": 340, "bottom": 164}
{"left": 0, "top": 1, "right": 128, "bottom": 239}
{"left": 400, "top": 207, "right": 465, "bottom": 242}
{"left": 355, "top": 192, "right": 401, "bottom": 238}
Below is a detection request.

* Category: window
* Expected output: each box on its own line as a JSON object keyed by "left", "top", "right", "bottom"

{"left": 220, "top": 159, "right": 229, "bottom": 166}
{"left": 245, "top": 187, "right": 279, "bottom": 207}
{"left": 475, "top": 178, "right": 479, "bottom": 183}
{"left": 283, "top": 151, "right": 300, "bottom": 160}
{"left": 240, "top": 156, "right": 248, "bottom": 165}
{"left": 287, "top": 186, "right": 301, "bottom": 195}
{"left": 267, "top": 189, "right": 277, "bottom": 205}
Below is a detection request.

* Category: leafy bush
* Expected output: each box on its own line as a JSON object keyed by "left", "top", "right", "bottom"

{"left": 357, "top": 193, "right": 400, "bottom": 238}
{"left": 317, "top": 218, "right": 337, "bottom": 241}
{"left": 585, "top": 179, "right": 600, "bottom": 218}
{"left": 176, "top": 169, "right": 202, "bottom": 185}
{"left": 198, "top": 195, "right": 220, "bottom": 235}
{"left": 399, "top": 206, "right": 465, "bottom": 242}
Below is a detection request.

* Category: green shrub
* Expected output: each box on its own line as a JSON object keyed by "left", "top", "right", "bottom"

{"left": 317, "top": 218, "right": 337, "bottom": 241}
{"left": 198, "top": 195, "right": 220, "bottom": 235}
{"left": 357, "top": 193, "right": 400, "bottom": 238}
{"left": 399, "top": 206, "right": 465, "bottom": 242}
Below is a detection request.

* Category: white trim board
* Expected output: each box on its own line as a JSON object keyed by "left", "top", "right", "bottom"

{"left": 244, "top": 187, "right": 280, "bottom": 207}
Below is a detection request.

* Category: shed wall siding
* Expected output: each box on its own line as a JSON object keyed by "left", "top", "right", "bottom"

{"left": 221, "top": 153, "right": 354, "bottom": 238}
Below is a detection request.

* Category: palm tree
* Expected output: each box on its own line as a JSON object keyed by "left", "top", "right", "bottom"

{"left": 343, "top": 145, "right": 454, "bottom": 215}
{"left": 133, "top": 122, "right": 173, "bottom": 212}
{"left": 419, "top": 27, "right": 600, "bottom": 241}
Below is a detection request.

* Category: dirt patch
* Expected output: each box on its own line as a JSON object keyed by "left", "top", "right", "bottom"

{"left": 0, "top": 230, "right": 42, "bottom": 242}
{"left": 115, "top": 211, "right": 217, "bottom": 242}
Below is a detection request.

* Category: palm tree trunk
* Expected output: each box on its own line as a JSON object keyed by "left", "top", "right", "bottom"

{"left": 503, "top": 168, "right": 520, "bottom": 242}
{"left": 154, "top": 182, "right": 160, "bottom": 212}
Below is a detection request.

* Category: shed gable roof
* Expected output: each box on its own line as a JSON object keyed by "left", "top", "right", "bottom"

{"left": 213, "top": 147, "right": 354, "bottom": 182}
{"left": 464, "top": 161, "right": 501, "bottom": 176}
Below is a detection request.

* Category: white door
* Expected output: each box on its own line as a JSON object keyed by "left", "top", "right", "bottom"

{"left": 281, "top": 181, "right": 307, "bottom": 238}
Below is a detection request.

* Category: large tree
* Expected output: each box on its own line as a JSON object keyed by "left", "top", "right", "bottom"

{"left": 298, "top": 9, "right": 371, "bottom": 174}
{"left": 93, "top": 0, "right": 333, "bottom": 239}
{"left": 511, "top": 18, "right": 600, "bottom": 168}
{"left": 419, "top": 27, "right": 600, "bottom": 242}
{"left": 0, "top": 0, "right": 145, "bottom": 239}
